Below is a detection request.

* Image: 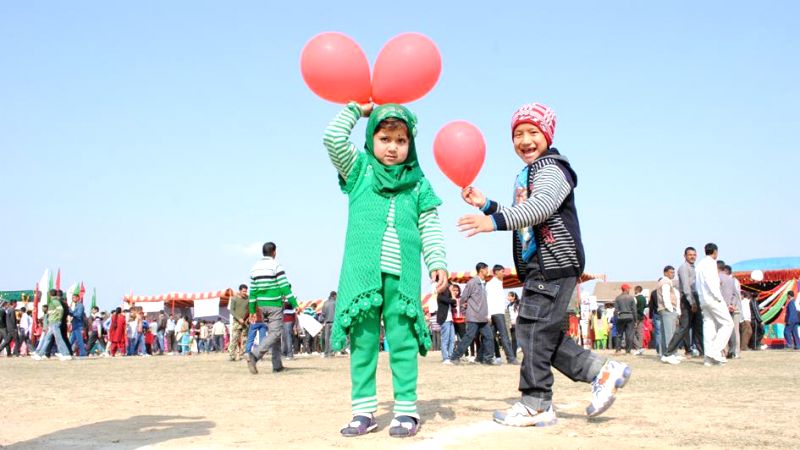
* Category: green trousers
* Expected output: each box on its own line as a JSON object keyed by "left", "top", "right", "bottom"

{"left": 349, "top": 274, "right": 419, "bottom": 418}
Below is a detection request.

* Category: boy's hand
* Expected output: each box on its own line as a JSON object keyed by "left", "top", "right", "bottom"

{"left": 461, "top": 186, "right": 486, "bottom": 209}
{"left": 358, "top": 102, "right": 374, "bottom": 117}
{"left": 431, "top": 269, "right": 449, "bottom": 293}
{"left": 458, "top": 214, "right": 494, "bottom": 237}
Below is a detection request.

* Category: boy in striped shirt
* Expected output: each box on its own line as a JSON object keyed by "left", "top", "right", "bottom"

{"left": 323, "top": 102, "right": 448, "bottom": 438}
{"left": 458, "top": 102, "right": 630, "bottom": 427}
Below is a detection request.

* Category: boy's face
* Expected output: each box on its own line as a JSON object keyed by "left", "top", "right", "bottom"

{"left": 513, "top": 123, "right": 549, "bottom": 164}
{"left": 372, "top": 128, "right": 409, "bottom": 166}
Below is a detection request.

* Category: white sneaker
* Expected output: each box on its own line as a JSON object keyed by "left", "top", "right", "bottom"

{"left": 691, "top": 349, "right": 701, "bottom": 357}
{"left": 586, "top": 360, "right": 631, "bottom": 417}
{"left": 493, "top": 403, "right": 557, "bottom": 427}
{"left": 442, "top": 359, "right": 453, "bottom": 365}
{"left": 673, "top": 354, "right": 686, "bottom": 361}
{"left": 660, "top": 355, "right": 680, "bottom": 365}
{"left": 58, "top": 355, "right": 73, "bottom": 361}
{"left": 31, "top": 353, "right": 42, "bottom": 361}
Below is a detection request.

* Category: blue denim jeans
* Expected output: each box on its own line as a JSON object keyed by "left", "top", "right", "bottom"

{"left": 516, "top": 268, "right": 605, "bottom": 411}
{"left": 38, "top": 323, "right": 70, "bottom": 357}
{"left": 440, "top": 321, "right": 455, "bottom": 361}
{"left": 154, "top": 331, "right": 165, "bottom": 353}
{"left": 70, "top": 326, "right": 86, "bottom": 357}
{"left": 652, "top": 313, "right": 663, "bottom": 356}
{"left": 282, "top": 322, "right": 294, "bottom": 357}
{"left": 128, "top": 333, "right": 143, "bottom": 355}
{"left": 245, "top": 323, "right": 267, "bottom": 354}
{"left": 450, "top": 321, "right": 494, "bottom": 362}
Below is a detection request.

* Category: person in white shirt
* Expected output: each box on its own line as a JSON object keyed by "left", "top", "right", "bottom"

{"left": 507, "top": 292, "right": 520, "bottom": 355}
{"left": 212, "top": 318, "right": 226, "bottom": 352}
{"left": 657, "top": 266, "right": 682, "bottom": 365}
{"left": 16, "top": 308, "right": 33, "bottom": 355}
{"left": 739, "top": 292, "right": 752, "bottom": 351}
{"left": 695, "top": 243, "right": 734, "bottom": 366}
{"left": 486, "top": 265, "right": 518, "bottom": 364}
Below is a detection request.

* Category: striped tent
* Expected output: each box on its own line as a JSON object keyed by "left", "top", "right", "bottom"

{"left": 124, "top": 290, "right": 230, "bottom": 308}
{"left": 297, "top": 299, "right": 325, "bottom": 313}
{"left": 732, "top": 257, "right": 800, "bottom": 324}
{"left": 448, "top": 268, "right": 605, "bottom": 288}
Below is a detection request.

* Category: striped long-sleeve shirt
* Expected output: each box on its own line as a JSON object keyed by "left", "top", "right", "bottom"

{"left": 482, "top": 164, "right": 571, "bottom": 231}
{"left": 249, "top": 257, "right": 298, "bottom": 313}
{"left": 481, "top": 151, "right": 585, "bottom": 281}
{"left": 323, "top": 105, "right": 447, "bottom": 276}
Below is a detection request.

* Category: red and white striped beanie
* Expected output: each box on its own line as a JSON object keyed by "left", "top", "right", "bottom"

{"left": 511, "top": 103, "right": 557, "bottom": 146}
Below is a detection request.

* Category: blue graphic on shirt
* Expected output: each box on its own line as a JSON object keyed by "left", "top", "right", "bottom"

{"left": 513, "top": 165, "right": 537, "bottom": 262}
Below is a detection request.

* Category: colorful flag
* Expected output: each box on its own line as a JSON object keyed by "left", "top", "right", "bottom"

{"left": 80, "top": 282, "right": 86, "bottom": 300}
{"left": 66, "top": 283, "right": 78, "bottom": 300}
{"left": 91, "top": 287, "right": 97, "bottom": 310}
{"left": 55, "top": 268, "right": 61, "bottom": 291}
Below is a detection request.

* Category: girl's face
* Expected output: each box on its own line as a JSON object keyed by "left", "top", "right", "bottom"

{"left": 513, "top": 123, "right": 549, "bottom": 164}
{"left": 449, "top": 285, "right": 460, "bottom": 297}
{"left": 372, "top": 128, "right": 409, "bottom": 166}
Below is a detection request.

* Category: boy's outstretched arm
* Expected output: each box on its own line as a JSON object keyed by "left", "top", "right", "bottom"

{"left": 322, "top": 102, "right": 372, "bottom": 183}
{"left": 458, "top": 166, "right": 570, "bottom": 237}
{"left": 419, "top": 208, "right": 448, "bottom": 293}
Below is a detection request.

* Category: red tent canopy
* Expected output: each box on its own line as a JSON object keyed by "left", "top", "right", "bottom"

{"left": 124, "top": 290, "right": 230, "bottom": 308}
{"left": 448, "top": 268, "right": 605, "bottom": 288}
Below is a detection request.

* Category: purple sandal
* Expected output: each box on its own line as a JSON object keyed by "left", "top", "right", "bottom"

{"left": 389, "top": 416, "right": 419, "bottom": 438}
{"left": 340, "top": 415, "right": 377, "bottom": 437}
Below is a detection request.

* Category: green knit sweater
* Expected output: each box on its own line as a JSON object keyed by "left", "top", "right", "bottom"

{"left": 331, "top": 152, "right": 443, "bottom": 356}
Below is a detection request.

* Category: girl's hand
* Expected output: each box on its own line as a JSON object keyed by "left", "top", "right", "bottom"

{"left": 431, "top": 269, "right": 449, "bottom": 293}
{"left": 358, "top": 102, "right": 374, "bottom": 117}
{"left": 461, "top": 186, "right": 487, "bottom": 209}
{"left": 457, "top": 214, "right": 495, "bottom": 237}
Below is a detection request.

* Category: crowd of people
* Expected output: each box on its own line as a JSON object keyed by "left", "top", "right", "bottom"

{"left": 571, "top": 243, "right": 798, "bottom": 367}
{"left": 3, "top": 244, "right": 795, "bottom": 368}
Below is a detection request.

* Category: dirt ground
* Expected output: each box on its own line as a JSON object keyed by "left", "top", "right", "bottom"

{"left": 1, "top": 348, "right": 797, "bottom": 449}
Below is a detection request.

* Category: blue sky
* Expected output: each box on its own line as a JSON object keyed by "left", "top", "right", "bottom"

{"left": 2, "top": 1, "right": 798, "bottom": 311}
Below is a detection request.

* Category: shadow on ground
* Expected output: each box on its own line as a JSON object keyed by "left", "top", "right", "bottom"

{"left": 3, "top": 415, "right": 214, "bottom": 449}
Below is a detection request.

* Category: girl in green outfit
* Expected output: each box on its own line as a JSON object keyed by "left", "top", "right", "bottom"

{"left": 323, "top": 102, "right": 448, "bottom": 438}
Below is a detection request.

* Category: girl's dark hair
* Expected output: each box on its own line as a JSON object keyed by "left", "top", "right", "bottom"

{"left": 375, "top": 118, "right": 408, "bottom": 136}
{"left": 508, "top": 292, "right": 519, "bottom": 301}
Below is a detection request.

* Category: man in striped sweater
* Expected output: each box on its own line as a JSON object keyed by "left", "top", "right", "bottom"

{"left": 458, "top": 102, "right": 630, "bottom": 427}
{"left": 246, "top": 241, "right": 298, "bottom": 374}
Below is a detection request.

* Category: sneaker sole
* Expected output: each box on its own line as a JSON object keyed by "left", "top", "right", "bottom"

{"left": 493, "top": 416, "right": 558, "bottom": 427}
{"left": 586, "top": 366, "right": 631, "bottom": 417}
{"left": 616, "top": 366, "right": 632, "bottom": 389}
{"left": 587, "top": 395, "right": 616, "bottom": 417}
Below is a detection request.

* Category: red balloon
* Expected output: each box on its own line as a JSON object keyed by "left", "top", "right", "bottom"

{"left": 372, "top": 33, "right": 441, "bottom": 104}
{"left": 300, "top": 32, "right": 371, "bottom": 104}
{"left": 433, "top": 121, "right": 486, "bottom": 187}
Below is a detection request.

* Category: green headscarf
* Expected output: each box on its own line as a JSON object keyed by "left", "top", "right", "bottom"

{"left": 364, "top": 104, "right": 424, "bottom": 197}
